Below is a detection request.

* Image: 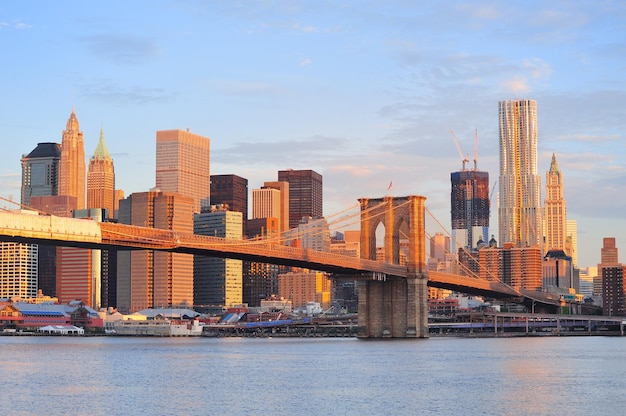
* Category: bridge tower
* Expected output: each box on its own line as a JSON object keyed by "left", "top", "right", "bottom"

{"left": 357, "top": 195, "right": 429, "bottom": 338}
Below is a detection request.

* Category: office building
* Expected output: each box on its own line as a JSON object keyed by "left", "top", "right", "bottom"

{"left": 277, "top": 271, "right": 332, "bottom": 309}
{"left": 498, "top": 99, "right": 541, "bottom": 247}
{"left": 194, "top": 207, "right": 243, "bottom": 310}
{"left": 277, "top": 169, "right": 322, "bottom": 230}
{"left": 21, "top": 142, "right": 61, "bottom": 208}
{"left": 450, "top": 170, "right": 489, "bottom": 251}
{"left": 544, "top": 154, "right": 567, "bottom": 251}
{"left": 117, "top": 191, "right": 194, "bottom": 313}
{"left": 284, "top": 216, "right": 331, "bottom": 252}
{"left": 602, "top": 265, "right": 625, "bottom": 317}
{"left": 252, "top": 187, "right": 282, "bottom": 225}
{"left": 262, "top": 181, "right": 289, "bottom": 233}
{"left": 156, "top": 129, "right": 210, "bottom": 213}
{"left": 210, "top": 174, "right": 248, "bottom": 225}
{"left": 17, "top": 143, "right": 61, "bottom": 298}
{"left": 0, "top": 238, "right": 38, "bottom": 299}
{"left": 479, "top": 243, "right": 542, "bottom": 290}
{"left": 600, "top": 237, "right": 618, "bottom": 266}
{"left": 87, "top": 128, "right": 116, "bottom": 219}
{"left": 58, "top": 108, "right": 86, "bottom": 210}
{"left": 243, "top": 218, "right": 283, "bottom": 307}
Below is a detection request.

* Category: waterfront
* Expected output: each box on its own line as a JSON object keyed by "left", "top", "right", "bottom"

{"left": 1, "top": 336, "right": 626, "bottom": 415}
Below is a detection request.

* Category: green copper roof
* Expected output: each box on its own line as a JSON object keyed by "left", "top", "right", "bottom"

{"left": 92, "top": 128, "right": 112, "bottom": 160}
{"left": 549, "top": 153, "right": 559, "bottom": 173}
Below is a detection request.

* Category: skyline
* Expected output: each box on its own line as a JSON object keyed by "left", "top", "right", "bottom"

{"left": 1, "top": 1, "right": 625, "bottom": 268}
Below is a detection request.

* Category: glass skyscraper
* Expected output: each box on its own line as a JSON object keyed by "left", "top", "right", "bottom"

{"left": 498, "top": 99, "right": 541, "bottom": 248}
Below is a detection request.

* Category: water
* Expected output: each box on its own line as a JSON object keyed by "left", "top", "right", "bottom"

{"left": 1, "top": 335, "right": 625, "bottom": 416}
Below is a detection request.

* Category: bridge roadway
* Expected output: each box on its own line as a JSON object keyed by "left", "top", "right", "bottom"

{"left": 0, "top": 210, "right": 549, "bottom": 302}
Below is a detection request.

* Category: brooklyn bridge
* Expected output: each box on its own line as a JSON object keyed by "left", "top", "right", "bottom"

{"left": 0, "top": 195, "right": 566, "bottom": 338}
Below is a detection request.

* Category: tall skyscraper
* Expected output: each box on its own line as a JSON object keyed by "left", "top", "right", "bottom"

{"left": 156, "top": 129, "right": 210, "bottom": 213}
{"left": 87, "top": 128, "right": 116, "bottom": 219}
{"left": 263, "top": 181, "right": 289, "bottom": 233}
{"left": 600, "top": 237, "right": 619, "bottom": 266}
{"left": 450, "top": 169, "right": 489, "bottom": 251}
{"left": 277, "top": 169, "right": 322, "bottom": 230}
{"left": 58, "top": 108, "right": 86, "bottom": 210}
{"left": 117, "top": 191, "right": 194, "bottom": 313}
{"left": 252, "top": 187, "right": 282, "bottom": 223}
{"left": 18, "top": 143, "right": 61, "bottom": 298}
{"left": 498, "top": 99, "right": 541, "bottom": 247}
{"left": 544, "top": 153, "right": 567, "bottom": 251}
{"left": 21, "top": 142, "right": 61, "bottom": 208}
{"left": 598, "top": 238, "right": 624, "bottom": 316}
{"left": 210, "top": 174, "right": 248, "bottom": 230}
{"left": 194, "top": 207, "right": 243, "bottom": 310}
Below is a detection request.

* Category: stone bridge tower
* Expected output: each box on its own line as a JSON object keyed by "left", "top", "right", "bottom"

{"left": 357, "top": 195, "right": 429, "bottom": 338}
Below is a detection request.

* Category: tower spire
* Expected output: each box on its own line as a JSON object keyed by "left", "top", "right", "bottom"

{"left": 92, "top": 127, "right": 112, "bottom": 160}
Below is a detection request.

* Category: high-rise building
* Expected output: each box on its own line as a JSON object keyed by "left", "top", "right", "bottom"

{"left": 600, "top": 237, "right": 618, "bottom": 266}
{"left": 58, "top": 108, "right": 86, "bottom": 210}
{"left": 479, "top": 243, "right": 542, "bottom": 291}
{"left": 277, "top": 270, "right": 332, "bottom": 309}
{"left": 243, "top": 218, "right": 282, "bottom": 307}
{"left": 544, "top": 154, "right": 567, "bottom": 251}
{"left": 498, "top": 99, "right": 541, "bottom": 248}
{"left": 450, "top": 170, "right": 489, "bottom": 251}
{"left": 156, "top": 129, "right": 210, "bottom": 213}
{"left": 21, "top": 142, "right": 61, "bottom": 208}
{"left": 284, "top": 216, "right": 331, "bottom": 252}
{"left": 277, "top": 169, "right": 322, "bottom": 230}
{"left": 0, "top": 238, "right": 38, "bottom": 299}
{"left": 117, "top": 191, "right": 194, "bottom": 313}
{"left": 87, "top": 128, "right": 116, "bottom": 219}
{"left": 602, "top": 265, "right": 626, "bottom": 316}
{"left": 262, "top": 181, "right": 289, "bottom": 233}
{"left": 194, "top": 207, "right": 243, "bottom": 310}
{"left": 17, "top": 143, "right": 61, "bottom": 299}
{"left": 252, "top": 187, "right": 282, "bottom": 223}
{"left": 210, "top": 174, "right": 248, "bottom": 222}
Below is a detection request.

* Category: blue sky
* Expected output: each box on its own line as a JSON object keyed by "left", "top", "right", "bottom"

{"left": 1, "top": 1, "right": 625, "bottom": 268}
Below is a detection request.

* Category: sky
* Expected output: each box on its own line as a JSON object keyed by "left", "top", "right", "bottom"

{"left": 1, "top": 1, "right": 625, "bottom": 269}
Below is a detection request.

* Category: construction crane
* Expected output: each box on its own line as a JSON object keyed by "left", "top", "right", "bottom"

{"left": 473, "top": 129, "right": 479, "bottom": 170}
{"left": 449, "top": 130, "right": 469, "bottom": 170}
{"left": 489, "top": 180, "right": 497, "bottom": 206}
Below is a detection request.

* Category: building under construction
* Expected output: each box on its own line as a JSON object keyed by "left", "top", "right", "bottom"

{"left": 449, "top": 130, "right": 490, "bottom": 252}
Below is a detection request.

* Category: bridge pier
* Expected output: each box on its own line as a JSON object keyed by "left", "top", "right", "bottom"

{"left": 357, "top": 195, "right": 429, "bottom": 339}
{"left": 357, "top": 274, "right": 428, "bottom": 338}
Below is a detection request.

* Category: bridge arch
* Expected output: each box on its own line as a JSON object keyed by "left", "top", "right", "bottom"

{"left": 357, "top": 195, "right": 429, "bottom": 338}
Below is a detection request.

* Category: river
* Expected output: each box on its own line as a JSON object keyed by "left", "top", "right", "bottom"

{"left": 1, "top": 335, "right": 625, "bottom": 415}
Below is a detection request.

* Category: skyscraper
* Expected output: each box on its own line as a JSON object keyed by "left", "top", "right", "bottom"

{"left": 263, "top": 181, "right": 290, "bottom": 233}
{"left": 566, "top": 219, "right": 578, "bottom": 268}
{"left": 58, "top": 108, "right": 86, "bottom": 210}
{"left": 87, "top": 128, "right": 116, "bottom": 219}
{"left": 252, "top": 187, "right": 282, "bottom": 223}
{"left": 156, "top": 129, "right": 210, "bottom": 213}
{"left": 544, "top": 153, "right": 567, "bottom": 251}
{"left": 21, "top": 142, "right": 61, "bottom": 208}
{"left": 498, "top": 99, "right": 541, "bottom": 247}
{"left": 18, "top": 143, "right": 61, "bottom": 298}
{"left": 277, "top": 169, "right": 322, "bottom": 230}
{"left": 450, "top": 170, "right": 489, "bottom": 251}
{"left": 117, "top": 191, "right": 194, "bottom": 313}
{"left": 210, "top": 174, "right": 248, "bottom": 230}
{"left": 194, "top": 207, "right": 243, "bottom": 310}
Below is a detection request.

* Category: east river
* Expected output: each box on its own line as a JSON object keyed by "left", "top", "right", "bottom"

{"left": 1, "top": 335, "right": 625, "bottom": 415}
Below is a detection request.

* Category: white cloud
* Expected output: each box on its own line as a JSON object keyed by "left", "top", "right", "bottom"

{"left": 502, "top": 76, "right": 530, "bottom": 93}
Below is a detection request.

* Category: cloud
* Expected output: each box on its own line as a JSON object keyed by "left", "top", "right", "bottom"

{"left": 523, "top": 58, "right": 553, "bottom": 79}
{"left": 80, "top": 34, "right": 159, "bottom": 65}
{"left": 0, "top": 20, "right": 31, "bottom": 30}
{"left": 501, "top": 76, "right": 530, "bottom": 93}
{"left": 80, "top": 81, "right": 174, "bottom": 105}
{"left": 209, "top": 79, "right": 280, "bottom": 96}
{"left": 299, "top": 58, "right": 312, "bottom": 67}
